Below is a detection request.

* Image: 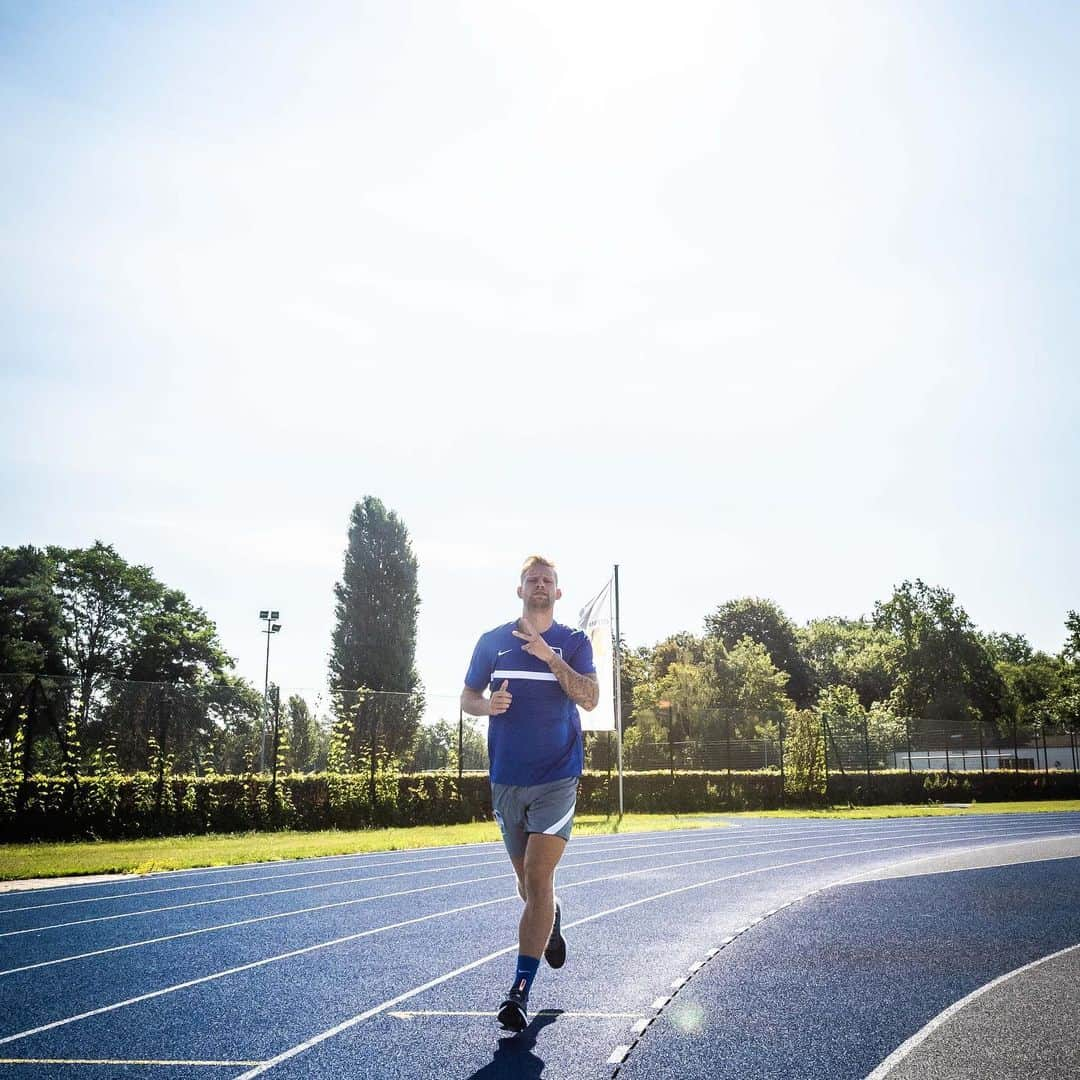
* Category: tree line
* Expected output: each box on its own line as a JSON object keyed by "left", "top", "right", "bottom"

{"left": 0, "top": 496, "right": 429, "bottom": 784}
{"left": 612, "top": 586, "right": 1080, "bottom": 772}
{"left": 4, "top": 504, "right": 1079, "bottom": 784}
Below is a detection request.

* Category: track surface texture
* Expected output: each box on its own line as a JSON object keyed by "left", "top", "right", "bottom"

{"left": 1, "top": 812, "right": 1078, "bottom": 1079}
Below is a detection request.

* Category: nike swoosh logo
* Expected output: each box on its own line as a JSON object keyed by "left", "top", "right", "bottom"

{"left": 497, "top": 649, "right": 513, "bottom": 657}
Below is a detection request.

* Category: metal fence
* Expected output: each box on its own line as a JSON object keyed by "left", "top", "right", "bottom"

{"left": 2, "top": 673, "right": 1078, "bottom": 779}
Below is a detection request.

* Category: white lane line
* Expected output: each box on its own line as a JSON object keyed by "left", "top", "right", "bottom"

{"left": 0, "top": 870, "right": 521, "bottom": 977}
{"left": 0, "top": 831, "right": 775, "bottom": 929}
{"left": 222, "top": 827, "right": 1077, "bottom": 1079}
{"left": 607, "top": 1046, "right": 632, "bottom": 1065}
{"left": 0, "top": 893, "right": 515, "bottom": 1049}
{"left": 0, "top": 830, "right": 958, "bottom": 975}
{"left": 4, "top": 814, "right": 1060, "bottom": 917}
{"left": 0, "top": 861, "right": 510, "bottom": 939}
{"left": 0, "top": 835, "right": 883, "bottom": 1038}
{"left": 0, "top": 822, "right": 747, "bottom": 907}
{"left": 863, "top": 942, "right": 1080, "bottom": 1080}
{"left": 0, "top": 854, "right": 510, "bottom": 914}
{"left": 0, "top": 825, "right": 1062, "bottom": 989}
{"left": 1, "top": 812, "right": 1050, "bottom": 912}
{"left": 835, "top": 835, "right": 1080, "bottom": 886}
{"left": 13, "top": 815, "right": 1062, "bottom": 937}
{"left": 2, "top": 827, "right": 941, "bottom": 940}
{"left": 0, "top": 1058, "right": 261, "bottom": 1067}
{"left": 4, "top": 810, "right": 1072, "bottom": 906}
{"left": 0, "top": 832, "right": 711, "bottom": 914}
{"left": 0, "top": 834, "right": 782, "bottom": 940}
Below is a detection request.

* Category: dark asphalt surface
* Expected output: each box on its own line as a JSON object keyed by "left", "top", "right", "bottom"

{"left": 617, "top": 854, "right": 1080, "bottom": 1080}
{"left": 877, "top": 947, "right": 1080, "bottom": 1080}
{"left": 1, "top": 812, "right": 1078, "bottom": 1079}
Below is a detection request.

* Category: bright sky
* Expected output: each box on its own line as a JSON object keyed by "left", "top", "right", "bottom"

{"left": 3, "top": 1, "right": 1078, "bottom": 719}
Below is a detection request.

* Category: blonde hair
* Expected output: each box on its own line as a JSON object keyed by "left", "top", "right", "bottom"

{"left": 520, "top": 555, "right": 558, "bottom": 583}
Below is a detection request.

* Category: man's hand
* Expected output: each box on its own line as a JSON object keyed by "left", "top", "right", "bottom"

{"left": 490, "top": 679, "right": 513, "bottom": 715}
{"left": 512, "top": 619, "right": 556, "bottom": 663}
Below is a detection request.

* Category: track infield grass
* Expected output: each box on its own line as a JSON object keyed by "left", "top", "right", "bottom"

{"left": 1, "top": 800, "right": 1078, "bottom": 883}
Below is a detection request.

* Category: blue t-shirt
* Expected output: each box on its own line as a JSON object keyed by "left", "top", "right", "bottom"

{"left": 464, "top": 620, "right": 595, "bottom": 786}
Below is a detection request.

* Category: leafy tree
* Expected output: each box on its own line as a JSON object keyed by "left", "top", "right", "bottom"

{"left": 286, "top": 695, "right": 319, "bottom": 772}
{"left": 815, "top": 684, "right": 904, "bottom": 771}
{"left": 328, "top": 497, "right": 423, "bottom": 800}
{"left": 997, "top": 655, "right": 1062, "bottom": 731}
{"left": 1049, "top": 611, "right": 1080, "bottom": 736}
{"left": 649, "top": 633, "right": 706, "bottom": 679}
{"left": 648, "top": 653, "right": 715, "bottom": 770}
{"left": 268, "top": 686, "right": 289, "bottom": 782}
{"left": 784, "top": 709, "right": 826, "bottom": 800}
{"left": 798, "top": 617, "right": 896, "bottom": 707}
{"left": 873, "top": 580, "right": 1005, "bottom": 725}
{"left": 409, "top": 720, "right": 457, "bottom": 772}
{"left": 49, "top": 542, "right": 161, "bottom": 716}
{"left": 617, "top": 641, "right": 651, "bottom": 731}
{"left": 406, "top": 714, "right": 488, "bottom": 773}
{"left": 705, "top": 598, "right": 814, "bottom": 707}
{"left": 708, "top": 636, "right": 793, "bottom": 739}
{"left": 1063, "top": 611, "right": 1080, "bottom": 664}
{"left": 627, "top": 637, "right": 792, "bottom": 769}
{"left": 103, "top": 591, "right": 237, "bottom": 772}
{"left": 127, "top": 589, "right": 233, "bottom": 684}
{"left": 0, "top": 546, "right": 67, "bottom": 776}
{"left": 817, "top": 684, "right": 867, "bottom": 741}
{"left": 983, "top": 632, "right": 1035, "bottom": 665}
{"left": 0, "top": 546, "right": 65, "bottom": 677}
{"left": 1, "top": 541, "right": 254, "bottom": 775}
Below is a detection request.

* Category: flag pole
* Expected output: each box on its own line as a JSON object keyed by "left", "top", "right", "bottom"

{"left": 613, "top": 563, "right": 624, "bottom": 817}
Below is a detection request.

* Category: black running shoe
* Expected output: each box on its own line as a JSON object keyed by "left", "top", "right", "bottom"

{"left": 497, "top": 985, "right": 529, "bottom": 1032}
{"left": 544, "top": 900, "right": 566, "bottom": 969}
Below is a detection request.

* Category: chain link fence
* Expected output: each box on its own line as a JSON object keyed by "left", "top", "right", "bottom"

{"left": 3, "top": 673, "right": 1078, "bottom": 782}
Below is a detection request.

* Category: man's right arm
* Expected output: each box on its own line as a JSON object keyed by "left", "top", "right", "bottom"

{"left": 461, "top": 686, "right": 490, "bottom": 716}
{"left": 461, "top": 679, "right": 512, "bottom": 717}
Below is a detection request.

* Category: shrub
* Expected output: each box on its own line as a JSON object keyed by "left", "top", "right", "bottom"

{"left": 2, "top": 767, "right": 1077, "bottom": 842}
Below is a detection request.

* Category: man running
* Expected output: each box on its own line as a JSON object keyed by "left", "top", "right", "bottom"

{"left": 461, "top": 555, "right": 600, "bottom": 1032}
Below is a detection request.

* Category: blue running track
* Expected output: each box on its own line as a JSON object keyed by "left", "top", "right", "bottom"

{"left": 1, "top": 811, "right": 1077, "bottom": 1079}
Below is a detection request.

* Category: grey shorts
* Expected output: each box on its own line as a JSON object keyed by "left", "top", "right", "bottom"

{"left": 491, "top": 776, "right": 579, "bottom": 860}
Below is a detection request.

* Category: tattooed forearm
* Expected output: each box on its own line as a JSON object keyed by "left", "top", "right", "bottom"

{"left": 547, "top": 654, "right": 600, "bottom": 711}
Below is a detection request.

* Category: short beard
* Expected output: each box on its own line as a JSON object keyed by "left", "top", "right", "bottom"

{"left": 526, "top": 595, "right": 553, "bottom": 611}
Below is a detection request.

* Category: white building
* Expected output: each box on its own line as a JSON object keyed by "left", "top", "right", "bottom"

{"left": 889, "top": 737, "right": 1077, "bottom": 772}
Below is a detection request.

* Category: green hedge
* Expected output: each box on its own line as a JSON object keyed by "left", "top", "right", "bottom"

{"left": 2, "top": 768, "right": 1077, "bottom": 841}
{"left": 826, "top": 768, "right": 1080, "bottom": 806}
{"left": 0, "top": 773, "right": 494, "bottom": 842}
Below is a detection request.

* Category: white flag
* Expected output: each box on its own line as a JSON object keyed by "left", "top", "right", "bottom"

{"left": 577, "top": 578, "right": 615, "bottom": 732}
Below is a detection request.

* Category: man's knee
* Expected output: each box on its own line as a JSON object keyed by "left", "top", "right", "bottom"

{"left": 523, "top": 864, "right": 555, "bottom": 902}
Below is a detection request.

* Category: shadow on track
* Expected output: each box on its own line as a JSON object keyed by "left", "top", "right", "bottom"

{"left": 466, "top": 1009, "right": 562, "bottom": 1079}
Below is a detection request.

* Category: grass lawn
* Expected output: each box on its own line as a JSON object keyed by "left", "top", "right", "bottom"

{"left": 1, "top": 800, "right": 1077, "bottom": 883}
{"left": 0, "top": 813, "right": 715, "bottom": 882}
{"left": 724, "top": 799, "right": 1080, "bottom": 820}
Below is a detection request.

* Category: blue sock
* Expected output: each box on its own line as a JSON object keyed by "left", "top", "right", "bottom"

{"left": 513, "top": 954, "right": 540, "bottom": 997}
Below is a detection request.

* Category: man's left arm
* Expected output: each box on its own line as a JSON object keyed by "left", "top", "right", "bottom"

{"left": 546, "top": 652, "right": 599, "bottom": 711}
{"left": 513, "top": 620, "right": 599, "bottom": 711}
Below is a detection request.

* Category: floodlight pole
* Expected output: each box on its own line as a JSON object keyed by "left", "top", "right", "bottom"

{"left": 258, "top": 610, "right": 281, "bottom": 773}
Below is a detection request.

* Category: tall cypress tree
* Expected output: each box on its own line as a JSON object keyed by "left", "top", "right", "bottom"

{"left": 328, "top": 497, "right": 421, "bottom": 798}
